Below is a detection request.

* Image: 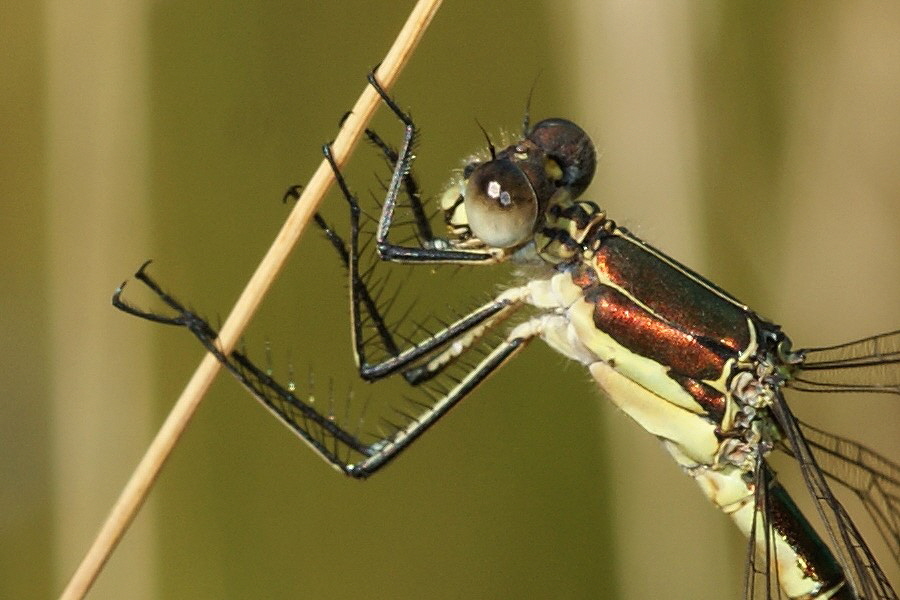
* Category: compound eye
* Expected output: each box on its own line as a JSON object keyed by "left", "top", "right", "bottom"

{"left": 463, "top": 159, "right": 538, "bottom": 248}
{"left": 527, "top": 118, "right": 596, "bottom": 198}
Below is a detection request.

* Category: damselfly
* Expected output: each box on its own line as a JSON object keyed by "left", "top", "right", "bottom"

{"left": 114, "top": 74, "right": 899, "bottom": 599}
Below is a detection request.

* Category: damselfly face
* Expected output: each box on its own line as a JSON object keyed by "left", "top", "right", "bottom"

{"left": 438, "top": 118, "right": 596, "bottom": 255}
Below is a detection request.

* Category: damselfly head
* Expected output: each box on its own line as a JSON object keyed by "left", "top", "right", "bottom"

{"left": 442, "top": 118, "right": 598, "bottom": 253}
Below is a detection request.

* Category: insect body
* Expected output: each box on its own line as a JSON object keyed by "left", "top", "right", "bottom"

{"left": 114, "top": 75, "right": 899, "bottom": 599}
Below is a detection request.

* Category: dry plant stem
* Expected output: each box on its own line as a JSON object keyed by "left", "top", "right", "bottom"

{"left": 59, "top": 1, "right": 444, "bottom": 598}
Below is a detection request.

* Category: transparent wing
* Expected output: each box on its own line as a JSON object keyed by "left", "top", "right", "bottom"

{"left": 771, "top": 394, "right": 898, "bottom": 599}
{"left": 799, "top": 420, "right": 900, "bottom": 565}
{"left": 789, "top": 330, "right": 900, "bottom": 395}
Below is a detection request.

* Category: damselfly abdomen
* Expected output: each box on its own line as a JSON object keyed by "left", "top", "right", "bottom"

{"left": 114, "top": 74, "right": 899, "bottom": 599}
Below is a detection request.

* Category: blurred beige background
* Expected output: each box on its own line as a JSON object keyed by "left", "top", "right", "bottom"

{"left": 2, "top": 2, "right": 898, "bottom": 599}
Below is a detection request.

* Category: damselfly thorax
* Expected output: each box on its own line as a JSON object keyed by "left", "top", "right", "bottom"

{"left": 114, "top": 74, "right": 899, "bottom": 600}
{"left": 427, "top": 114, "right": 874, "bottom": 599}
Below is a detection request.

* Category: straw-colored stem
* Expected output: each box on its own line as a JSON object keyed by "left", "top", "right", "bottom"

{"left": 58, "top": 2, "right": 443, "bottom": 598}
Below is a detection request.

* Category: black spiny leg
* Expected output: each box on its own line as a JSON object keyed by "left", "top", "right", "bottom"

{"left": 364, "top": 72, "right": 496, "bottom": 264}
{"left": 320, "top": 141, "right": 523, "bottom": 383}
{"left": 112, "top": 263, "right": 374, "bottom": 475}
{"left": 361, "top": 126, "right": 433, "bottom": 245}
{"left": 279, "top": 121, "right": 512, "bottom": 386}
{"left": 111, "top": 73, "right": 537, "bottom": 477}
{"left": 112, "top": 239, "right": 533, "bottom": 478}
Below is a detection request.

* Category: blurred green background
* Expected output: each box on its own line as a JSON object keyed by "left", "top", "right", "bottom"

{"left": 3, "top": 2, "right": 898, "bottom": 599}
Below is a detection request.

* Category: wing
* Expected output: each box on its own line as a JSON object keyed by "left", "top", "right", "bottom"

{"left": 799, "top": 420, "right": 900, "bottom": 565}
{"left": 789, "top": 330, "right": 900, "bottom": 395}
{"left": 771, "top": 393, "right": 898, "bottom": 599}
